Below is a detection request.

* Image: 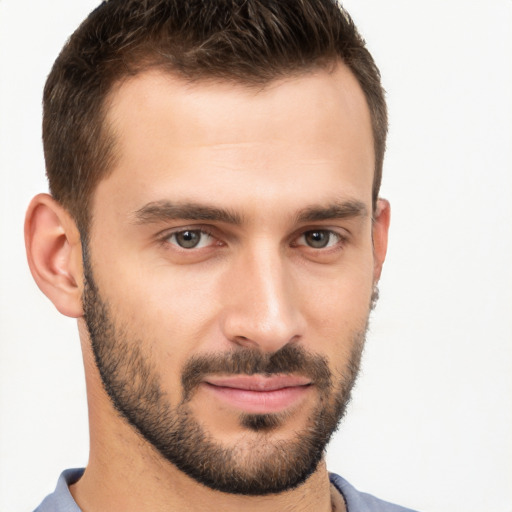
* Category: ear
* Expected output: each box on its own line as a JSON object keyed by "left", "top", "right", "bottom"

{"left": 372, "top": 198, "right": 391, "bottom": 282}
{"left": 25, "top": 193, "right": 84, "bottom": 318}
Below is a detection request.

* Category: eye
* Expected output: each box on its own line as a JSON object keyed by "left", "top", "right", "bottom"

{"left": 166, "top": 230, "right": 214, "bottom": 249}
{"left": 296, "top": 230, "right": 341, "bottom": 249}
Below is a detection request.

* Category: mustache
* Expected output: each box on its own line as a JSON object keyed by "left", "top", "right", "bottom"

{"left": 181, "top": 344, "right": 332, "bottom": 400}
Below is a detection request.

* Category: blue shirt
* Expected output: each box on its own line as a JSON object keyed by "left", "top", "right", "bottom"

{"left": 34, "top": 468, "right": 418, "bottom": 512}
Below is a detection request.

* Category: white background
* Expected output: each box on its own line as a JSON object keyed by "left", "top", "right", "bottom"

{"left": 1, "top": 1, "right": 511, "bottom": 511}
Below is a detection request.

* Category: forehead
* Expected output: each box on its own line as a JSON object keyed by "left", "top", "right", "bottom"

{"left": 96, "top": 63, "right": 374, "bottom": 219}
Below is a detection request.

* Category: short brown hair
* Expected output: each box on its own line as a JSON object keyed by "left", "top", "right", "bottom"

{"left": 43, "top": 0, "right": 387, "bottom": 233}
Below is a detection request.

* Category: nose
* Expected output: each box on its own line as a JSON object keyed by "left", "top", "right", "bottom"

{"left": 220, "top": 245, "right": 306, "bottom": 353}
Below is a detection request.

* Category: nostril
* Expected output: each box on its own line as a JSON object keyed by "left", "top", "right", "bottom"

{"left": 232, "top": 335, "right": 254, "bottom": 348}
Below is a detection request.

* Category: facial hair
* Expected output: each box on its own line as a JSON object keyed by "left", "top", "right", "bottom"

{"left": 82, "top": 252, "right": 367, "bottom": 496}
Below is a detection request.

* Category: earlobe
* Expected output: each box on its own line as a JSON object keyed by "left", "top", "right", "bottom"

{"left": 372, "top": 198, "right": 391, "bottom": 282}
{"left": 24, "top": 193, "right": 84, "bottom": 318}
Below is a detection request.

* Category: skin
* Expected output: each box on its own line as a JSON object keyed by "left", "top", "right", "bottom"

{"left": 25, "top": 61, "right": 390, "bottom": 512}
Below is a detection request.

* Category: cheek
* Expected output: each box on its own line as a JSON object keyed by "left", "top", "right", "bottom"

{"left": 97, "top": 260, "right": 223, "bottom": 353}
{"left": 298, "top": 260, "right": 374, "bottom": 349}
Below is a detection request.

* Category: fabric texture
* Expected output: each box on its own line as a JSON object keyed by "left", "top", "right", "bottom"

{"left": 34, "top": 468, "right": 419, "bottom": 512}
{"left": 33, "top": 469, "right": 83, "bottom": 512}
{"left": 329, "top": 473, "right": 418, "bottom": 512}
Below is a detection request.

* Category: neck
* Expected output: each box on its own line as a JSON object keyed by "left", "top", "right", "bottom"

{"left": 71, "top": 435, "right": 336, "bottom": 512}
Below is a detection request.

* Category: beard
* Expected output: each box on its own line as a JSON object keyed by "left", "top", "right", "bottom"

{"left": 82, "top": 253, "right": 368, "bottom": 496}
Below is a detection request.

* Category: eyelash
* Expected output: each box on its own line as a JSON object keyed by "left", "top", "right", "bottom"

{"left": 159, "top": 227, "right": 219, "bottom": 250}
{"left": 159, "top": 226, "right": 347, "bottom": 253}
{"left": 293, "top": 230, "right": 345, "bottom": 250}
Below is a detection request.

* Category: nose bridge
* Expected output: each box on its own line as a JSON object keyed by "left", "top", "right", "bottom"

{"left": 221, "top": 239, "right": 304, "bottom": 351}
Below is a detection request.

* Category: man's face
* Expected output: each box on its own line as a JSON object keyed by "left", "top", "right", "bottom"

{"left": 82, "top": 64, "right": 384, "bottom": 494}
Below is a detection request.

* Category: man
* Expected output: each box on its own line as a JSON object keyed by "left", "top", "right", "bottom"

{"left": 25, "top": 0, "right": 417, "bottom": 510}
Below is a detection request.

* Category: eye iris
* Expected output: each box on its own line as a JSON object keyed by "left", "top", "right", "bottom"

{"left": 176, "top": 230, "right": 200, "bottom": 248}
{"left": 305, "top": 231, "right": 329, "bottom": 248}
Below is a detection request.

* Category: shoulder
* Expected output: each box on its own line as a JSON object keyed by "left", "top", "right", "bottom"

{"left": 33, "top": 468, "right": 84, "bottom": 512}
{"left": 329, "top": 473, "right": 419, "bottom": 512}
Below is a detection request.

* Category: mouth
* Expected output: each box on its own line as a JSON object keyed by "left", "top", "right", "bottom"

{"left": 201, "top": 374, "right": 313, "bottom": 414}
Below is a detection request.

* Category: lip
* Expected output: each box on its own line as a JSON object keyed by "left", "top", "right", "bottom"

{"left": 202, "top": 375, "right": 312, "bottom": 414}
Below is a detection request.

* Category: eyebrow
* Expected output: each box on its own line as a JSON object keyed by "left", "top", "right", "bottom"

{"left": 295, "top": 200, "right": 369, "bottom": 223}
{"left": 132, "top": 198, "right": 368, "bottom": 226}
{"left": 133, "top": 200, "right": 243, "bottom": 225}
